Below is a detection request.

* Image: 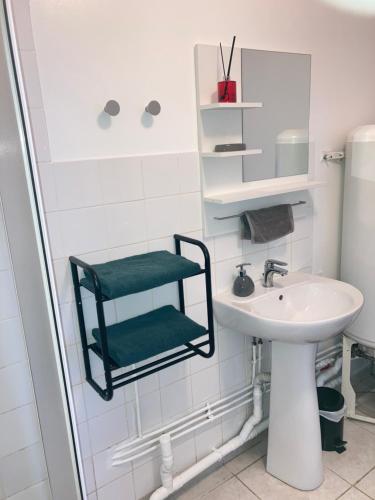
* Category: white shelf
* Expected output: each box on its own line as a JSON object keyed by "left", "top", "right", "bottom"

{"left": 200, "top": 102, "right": 263, "bottom": 110}
{"left": 204, "top": 179, "right": 324, "bottom": 205}
{"left": 201, "top": 149, "right": 262, "bottom": 158}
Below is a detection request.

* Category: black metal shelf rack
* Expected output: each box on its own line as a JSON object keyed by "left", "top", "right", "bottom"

{"left": 69, "top": 234, "right": 215, "bottom": 401}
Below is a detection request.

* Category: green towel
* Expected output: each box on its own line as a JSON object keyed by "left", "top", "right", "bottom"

{"left": 92, "top": 305, "right": 206, "bottom": 367}
{"left": 80, "top": 250, "right": 201, "bottom": 299}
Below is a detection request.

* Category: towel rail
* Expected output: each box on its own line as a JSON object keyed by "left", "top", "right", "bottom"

{"left": 213, "top": 200, "right": 306, "bottom": 221}
{"left": 69, "top": 234, "right": 215, "bottom": 401}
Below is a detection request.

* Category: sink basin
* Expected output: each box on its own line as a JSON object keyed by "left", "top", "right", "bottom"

{"left": 214, "top": 272, "right": 363, "bottom": 343}
{"left": 214, "top": 272, "right": 363, "bottom": 491}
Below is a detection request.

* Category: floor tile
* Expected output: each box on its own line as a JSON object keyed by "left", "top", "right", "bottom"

{"left": 356, "top": 468, "right": 375, "bottom": 499}
{"left": 323, "top": 420, "right": 375, "bottom": 484}
{"left": 176, "top": 466, "right": 233, "bottom": 500}
{"left": 224, "top": 437, "right": 267, "bottom": 475}
{"left": 238, "top": 458, "right": 349, "bottom": 500}
{"left": 202, "top": 477, "right": 258, "bottom": 499}
{"left": 339, "top": 487, "right": 372, "bottom": 499}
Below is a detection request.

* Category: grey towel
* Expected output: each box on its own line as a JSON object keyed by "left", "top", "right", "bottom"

{"left": 241, "top": 204, "right": 294, "bottom": 243}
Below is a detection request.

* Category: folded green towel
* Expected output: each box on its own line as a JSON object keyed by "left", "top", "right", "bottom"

{"left": 92, "top": 305, "right": 206, "bottom": 367}
{"left": 80, "top": 250, "right": 201, "bottom": 299}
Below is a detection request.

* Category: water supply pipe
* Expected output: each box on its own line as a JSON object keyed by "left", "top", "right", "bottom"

{"left": 149, "top": 372, "right": 271, "bottom": 500}
{"left": 257, "top": 339, "right": 263, "bottom": 373}
{"left": 160, "top": 434, "right": 173, "bottom": 491}
{"left": 315, "top": 357, "right": 335, "bottom": 372}
{"left": 251, "top": 338, "right": 257, "bottom": 384}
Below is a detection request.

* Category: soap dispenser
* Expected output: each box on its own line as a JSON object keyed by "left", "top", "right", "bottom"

{"left": 233, "top": 263, "right": 254, "bottom": 297}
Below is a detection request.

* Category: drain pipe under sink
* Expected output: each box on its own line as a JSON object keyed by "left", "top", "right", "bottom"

{"left": 150, "top": 372, "right": 271, "bottom": 500}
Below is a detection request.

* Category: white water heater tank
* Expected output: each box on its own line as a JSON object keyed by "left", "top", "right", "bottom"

{"left": 341, "top": 125, "right": 375, "bottom": 348}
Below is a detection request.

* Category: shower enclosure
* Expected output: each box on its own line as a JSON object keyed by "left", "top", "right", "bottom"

{"left": 0, "top": 3, "right": 81, "bottom": 499}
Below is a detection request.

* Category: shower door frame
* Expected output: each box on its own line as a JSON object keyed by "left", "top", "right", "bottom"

{"left": 0, "top": 3, "right": 83, "bottom": 499}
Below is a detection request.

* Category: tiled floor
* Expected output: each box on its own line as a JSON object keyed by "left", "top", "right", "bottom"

{"left": 177, "top": 419, "right": 375, "bottom": 499}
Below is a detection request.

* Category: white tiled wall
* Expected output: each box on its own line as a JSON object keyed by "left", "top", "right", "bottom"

{"left": 36, "top": 151, "right": 313, "bottom": 499}
{"left": 0, "top": 203, "right": 51, "bottom": 500}
{"left": 8, "top": 2, "right": 314, "bottom": 499}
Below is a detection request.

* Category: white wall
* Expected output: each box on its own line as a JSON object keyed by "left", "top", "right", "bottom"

{"left": 28, "top": 0, "right": 375, "bottom": 277}
{"left": 29, "top": 0, "right": 375, "bottom": 160}
{"left": 8, "top": 1, "right": 375, "bottom": 499}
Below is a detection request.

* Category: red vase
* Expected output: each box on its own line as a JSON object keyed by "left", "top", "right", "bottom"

{"left": 218, "top": 80, "right": 237, "bottom": 103}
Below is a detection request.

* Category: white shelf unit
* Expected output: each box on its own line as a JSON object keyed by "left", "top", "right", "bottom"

{"left": 200, "top": 102, "right": 263, "bottom": 110}
{"left": 194, "top": 44, "right": 323, "bottom": 236}
{"left": 201, "top": 149, "right": 262, "bottom": 158}
{"left": 204, "top": 179, "right": 324, "bottom": 204}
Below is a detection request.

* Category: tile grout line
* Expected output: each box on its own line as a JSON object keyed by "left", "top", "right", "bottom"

{"left": 4, "top": 479, "right": 50, "bottom": 500}
{"left": 44, "top": 190, "right": 202, "bottom": 214}
{"left": 334, "top": 483, "right": 354, "bottom": 499}
{"left": 325, "top": 456, "right": 375, "bottom": 490}
{"left": 355, "top": 489, "right": 374, "bottom": 500}
{"left": 353, "top": 463, "right": 375, "bottom": 497}
{"left": 235, "top": 456, "right": 264, "bottom": 500}
{"left": 192, "top": 465, "right": 235, "bottom": 500}
{"left": 336, "top": 485, "right": 374, "bottom": 500}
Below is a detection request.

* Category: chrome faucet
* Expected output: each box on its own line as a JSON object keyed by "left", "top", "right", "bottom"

{"left": 262, "top": 259, "right": 288, "bottom": 288}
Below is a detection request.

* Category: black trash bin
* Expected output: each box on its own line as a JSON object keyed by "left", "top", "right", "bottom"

{"left": 317, "top": 387, "right": 347, "bottom": 454}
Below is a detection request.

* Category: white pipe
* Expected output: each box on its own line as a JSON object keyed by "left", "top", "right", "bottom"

{"left": 132, "top": 365, "right": 143, "bottom": 438}
{"left": 113, "top": 445, "right": 158, "bottom": 466}
{"left": 113, "top": 386, "right": 272, "bottom": 466}
{"left": 174, "top": 395, "right": 257, "bottom": 441}
{"left": 324, "top": 375, "right": 341, "bottom": 389}
{"left": 173, "top": 397, "right": 252, "bottom": 441}
{"left": 160, "top": 434, "right": 173, "bottom": 491}
{"left": 252, "top": 343, "right": 257, "bottom": 384}
{"left": 113, "top": 392, "right": 252, "bottom": 463}
{"left": 115, "top": 383, "right": 253, "bottom": 454}
{"left": 258, "top": 341, "right": 262, "bottom": 373}
{"left": 150, "top": 373, "right": 271, "bottom": 500}
{"left": 315, "top": 357, "right": 335, "bottom": 371}
{"left": 151, "top": 419, "right": 269, "bottom": 500}
{"left": 317, "top": 344, "right": 341, "bottom": 359}
{"left": 317, "top": 357, "right": 343, "bottom": 387}
{"left": 112, "top": 395, "right": 258, "bottom": 466}
{"left": 113, "top": 386, "right": 254, "bottom": 460}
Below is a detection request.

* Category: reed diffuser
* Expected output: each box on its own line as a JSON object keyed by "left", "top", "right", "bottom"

{"left": 218, "top": 36, "right": 237, "bottom": 102}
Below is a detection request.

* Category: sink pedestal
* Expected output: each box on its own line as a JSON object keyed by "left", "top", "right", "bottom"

{"left": 267, "top": 341, "right": 323, "bottom": 490}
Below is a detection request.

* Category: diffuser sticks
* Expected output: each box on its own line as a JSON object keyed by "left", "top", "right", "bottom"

{"left": 218, "top": 36, "right": 237, "bottom": 102}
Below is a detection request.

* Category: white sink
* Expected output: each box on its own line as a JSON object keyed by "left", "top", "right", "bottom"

{"left": 214, "top": 272, "right": 363, "bottom": 343}
{"left": 214, "top": 272, "right": 363, "bottom": 491}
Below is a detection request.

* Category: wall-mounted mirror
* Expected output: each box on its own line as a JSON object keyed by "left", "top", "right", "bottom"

{"left": 195, "top": 44, "right": 317, "bottom": 236}
{"left": 242, "top": 49, "right": 311, "bottom": 182}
